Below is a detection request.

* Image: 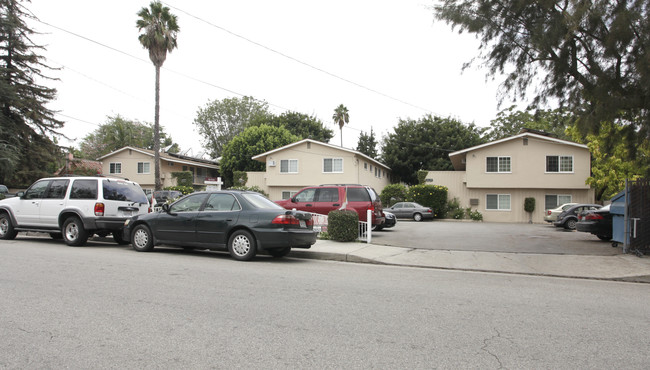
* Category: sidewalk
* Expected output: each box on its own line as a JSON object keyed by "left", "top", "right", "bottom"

{"left": 289, "top": 240, "right": 650, "bottom": 283}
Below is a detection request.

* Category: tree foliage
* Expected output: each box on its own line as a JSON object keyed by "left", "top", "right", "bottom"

{"left": 0, "top": 0, "right": 63, "bottom": 185}
{"left": 486, "top": 106, "right": 576, "bottom": 141}
{"left": 194, "top": 96, "right": 271, "bottom": 158}
{"left": 434, "top": 0, "right": 650, "bottom": 159}
{"left": 220, "top": 125, "right": 299, "bottom": 186}
{"left": 78, "top": 115, "right": 176, "bottom": 159}
{"left": 250, "top": 110, "right": 333, "bottom": 143}
{"left": 356, "top": 127, "right": 379, "bottom": 159}
{"left": 381, "top": 115, "right": 485, "bottom": 184}
{"left": 136, "top": 0, "right": 179, "bottom": 190}
{"left": 332, "top": 104, "right": 349, "bottom": 146}
{"left": 379, "top": 183, "right": 407, "bottom": 207}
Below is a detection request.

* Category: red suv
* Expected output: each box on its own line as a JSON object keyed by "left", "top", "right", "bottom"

{"left": 275, "top": 184, "right": 385, "bottom": 227}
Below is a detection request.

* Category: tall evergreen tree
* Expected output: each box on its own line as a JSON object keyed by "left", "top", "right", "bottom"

{"left": 136, "top": 1, "right": 179, "bottom": 191}
{"left": 0, "top": 0, "right": 63, "bottom": 185}
{"left": 356, "top": 127, "right": 378, "bottom": 158}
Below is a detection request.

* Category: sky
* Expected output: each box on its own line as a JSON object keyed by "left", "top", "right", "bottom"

{"left": 26, "top": 0, "right": 515, "bottom": 158}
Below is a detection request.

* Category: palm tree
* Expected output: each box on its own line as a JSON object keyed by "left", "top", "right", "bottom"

{"left": 332, "top": 104, "right": 349, "bottom": 147}
{"left": 136, "top": 1, "right": 179, "bottom": 191}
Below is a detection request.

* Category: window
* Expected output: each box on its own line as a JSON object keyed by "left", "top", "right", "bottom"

{"left": 546, "top": 155, "right": 573, "bottom": 173}
{"left": 486, "top": 194, "right": 511, "bottom": 210}
{"left": 280, "top": 159, "right": 298, "bottom": 173}
{"left": 137, "top": 162, "right": 150, "bottom": 174}
{"left": 486, "top": 156, "right": 511, "bottom": 173}
{"left": 204, "top": 193, "right": 240, "bottom": 211}
{"left": 196, "top": 168, "right": 203, "bottom": 177}
{"left": 544, "top": 194, "right": 572, "bottom": 210}
{"left": 44, "top": 179, "right": 69, "bottom": 199}
{"left": 317, "top": 188, "right": 339, "bottom": 202}
{"left": 70, "top": 180, "right": 98, "bottom": 200}
{"left": 23, "top": 180, "right": 49, "bottom": 200}
{"left": 347, "top": 187, "right": 370, "bottom": 202}
{"left": 323, "top": 158, "right": 343, "bottom": 173}
{"left": 170, "top": 193, "right": 208, "bottom": 213}
{"left": 281, "top": 191, "right": 298, "bottom": 200}
{"left": 294, "top": 189, "right": 316, "bottom": 202}
{"left": 364, "top": 163, "right": 368, "bottom": 170}
{"left": 109, "top": 162, "right": 121, "bottom": 174}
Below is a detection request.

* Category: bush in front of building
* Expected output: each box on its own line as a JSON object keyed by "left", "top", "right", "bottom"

{"left": 327, "top": 210, "right": 358, "bottom": 242}
{"left": 380, "top": 183, "right": 407, "bottom": 207}
{"left": 164, "top": 185, "right": 194, "bottom": 195}
{"left": 407, "top": 184, "right": 448, "bottom": 218}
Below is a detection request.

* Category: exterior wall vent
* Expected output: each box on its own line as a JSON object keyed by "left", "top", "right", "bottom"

{"left": 470, "top": 198, "right": 479, "bottom": 206}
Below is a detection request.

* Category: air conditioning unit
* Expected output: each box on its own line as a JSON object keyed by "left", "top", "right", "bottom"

{"left": 268, "top": 160, "right": 276, "bottom": 167}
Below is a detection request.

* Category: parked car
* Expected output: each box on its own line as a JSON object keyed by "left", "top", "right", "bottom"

{"left": 384, "top": 202, "right": 434, "bottom": 221}
{"left": 544, "top": 202, "right": 578, "bottom": 223}
{"left": 0, "top": 185, "right": 16, "bottom": 199}
{"left": 123, "top": 190, "right": 318, "bottom": 261}
{"left": 0, "top": 176, "right": 149, "bottom": 245}
{"left": 375, "top": 211, "right": 396, "bottom": 231}
{"left": 553, "top": 203, "right": 602, "bottom": 230}
{"left": 576, "top": 204, "right": 612, "bottom": 240}
{"left": 275, "top": 184, "right": 385, "bottom": 228}
{"left": 152, "top": 190, "right": 183, "bottom": 205}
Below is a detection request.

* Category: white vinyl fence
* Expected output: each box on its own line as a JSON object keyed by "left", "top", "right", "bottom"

{"left": 312, "top": 210, "right": 372, "bottom": 243}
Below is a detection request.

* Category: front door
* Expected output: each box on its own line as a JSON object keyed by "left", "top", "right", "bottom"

{"left": 154, "top": 193, "right": 208, "bottom": 243}
{"left": 14, "top": 180, "right": 50, "bottom": 226}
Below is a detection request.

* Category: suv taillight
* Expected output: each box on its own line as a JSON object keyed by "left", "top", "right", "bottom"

{"left": 94, "top": 203, "right": 105, "bottom": 216}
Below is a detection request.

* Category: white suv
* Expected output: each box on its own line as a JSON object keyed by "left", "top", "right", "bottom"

{"left": 0, "top": 176, "right": 149, "bottom": 246}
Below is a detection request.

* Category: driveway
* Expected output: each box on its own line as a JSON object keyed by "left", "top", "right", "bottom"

{"left": 373, "top": 220, "right": 621, "bottom": 256}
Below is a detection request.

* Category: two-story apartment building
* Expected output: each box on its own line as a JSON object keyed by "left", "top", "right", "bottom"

{"left": 97, "top": 147, "right": 220, "bottom": 195}
{"left": 246, "top": 139, "right": 391, "bottom": 200}
{"left": 426, "top": 131, "right": 595, "bottom": 223}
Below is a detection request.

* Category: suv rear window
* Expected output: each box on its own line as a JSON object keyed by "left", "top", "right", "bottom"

{"left": 347, "top": 187, "right": 370, "bottom": 202}
{"left": 102, "top": 180, "right": 148, "bottom": 203}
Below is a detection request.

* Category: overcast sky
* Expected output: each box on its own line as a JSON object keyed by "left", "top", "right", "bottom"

{"left": 27, "top": 0, "right": 516, "bottom": 158}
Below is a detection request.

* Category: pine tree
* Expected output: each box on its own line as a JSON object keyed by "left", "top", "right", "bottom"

{"left": 0, "top": 0, "right": 63, "bottom": 185}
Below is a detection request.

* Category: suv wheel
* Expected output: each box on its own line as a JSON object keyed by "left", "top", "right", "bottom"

{"left": 62, "top": 216, "right": 89, "bottom": 246}
{"left": 228, "top": 230, "right": 257, "bottom": 261}
{"left": 0, "top": 212, "right": 18, "bottom": 240}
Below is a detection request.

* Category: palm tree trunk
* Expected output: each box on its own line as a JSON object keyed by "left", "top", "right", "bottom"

{"left": 154, "top": 65, "right": 161, "bottom": 191}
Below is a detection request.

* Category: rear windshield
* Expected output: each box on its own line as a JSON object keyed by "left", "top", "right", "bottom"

{"left": 241, "top": 193, "right": 284, "bottom": 210}
{"left": 347, "top": 187, "right": 370, "bottom": 202}
{"left": 102, "top": 180, "right": 148, "bottom": 203}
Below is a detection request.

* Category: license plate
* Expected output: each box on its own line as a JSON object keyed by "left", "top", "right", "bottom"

{"left": 299, "top": 220, "right": 306, "bottom": 228}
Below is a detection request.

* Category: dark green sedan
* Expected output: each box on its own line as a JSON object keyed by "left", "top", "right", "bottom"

{"left": 123, "top": 190, "right": 317, "bottom": 261}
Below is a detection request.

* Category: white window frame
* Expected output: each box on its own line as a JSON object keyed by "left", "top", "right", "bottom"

{"left": 486, "top": 156, "right": 511, "bottom": 173}
{"left": 323, "top": 158, "right": 343, "bottom": 173}
{"left": 109, "top": 162, "right": 122, "bottom": 174}
{"left": 545, "top": 194, "right": 573, "bottom": 210}
{"left": 546, "top": 155, "right": 574, "bottom": 173}
{"left": 281, "top": 190, "right": 298, "bottom": 200}
{"left": 486, "top": 194, "right": 511, "bottom": 211}
{"left": 280, "top": 159, "right": 298, "bottom": 174}
{"left": 137, "top": 162, "right": 151, "bottom": 174}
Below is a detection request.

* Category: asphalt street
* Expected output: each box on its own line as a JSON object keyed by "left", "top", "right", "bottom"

{"left": 1, "top": 238, "right": 649, "bottom": 369}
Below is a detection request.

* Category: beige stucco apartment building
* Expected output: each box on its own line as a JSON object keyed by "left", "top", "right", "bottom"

{"left": 426, "top": 132, "right": 595, "bottom": 223}
{"left": 98, "top": 147, "right": 220, "bottom": 195}
{"left": 246, "top": 139, "right": 391, "bottom": 201}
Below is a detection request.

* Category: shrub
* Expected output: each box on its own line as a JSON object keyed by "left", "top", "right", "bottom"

{"left": 232, "top": 171, "right": 248, "bottom": 186}
{"left": 417, "top": 170, "right": 429, "bottom": 185}
{"left": 328, "top": 210, "right": 358, "bottom": 242}
{"left": 524, "top": 197, "right": 536, "bottom": 213}
{"left": 229, "top": 185, "right": 269, "bottom": 197}
{"left": 380, "top": 183, "right": 407, "bottom": 207}
{"left": 466, "top": 208, "right": 483, "bottom": 221}
{"left": 406, "top": 184, "right": 448, "bottom": 218}
{"left": 164, "top": 185, "right": 194, "bottom": 195}
{"left": 445, "top": 197, "right": 461, "bottom": 219}
{"left": 171, "top": 171, "right": 193, "bottom": 187}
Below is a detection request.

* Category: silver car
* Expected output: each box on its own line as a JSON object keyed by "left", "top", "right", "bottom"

{"left": 544, "top": 203, "right": 578, "bottom": 223}
{"left": 385, "top": 202, "right": 433, "bottom": 221}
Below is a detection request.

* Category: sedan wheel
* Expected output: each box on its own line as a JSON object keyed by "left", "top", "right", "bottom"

{"left": 228, "top": 230, "right": 257, "bottom": 261}
{"left": 565, "top": 218, "right": 577, "bottom": 230}
{"left": 413, "top": 213, "right": 423, "bottom": 222}
{"left": 131, "top": 225, "right": 154, "bottom": 252}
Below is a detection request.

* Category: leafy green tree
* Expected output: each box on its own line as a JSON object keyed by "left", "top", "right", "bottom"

{"left": 78, "top": 115, "right": 177, "bottom": 159}
{"left": 434, "top": 0, "right": 650, "bottom": 160}
{"left": 220, "top": 125, "right": 299, "bottom": 186}
{"left": 356, "top": 127, "right": 378, "bottom": 158}
{"left": 381, "top": 115, "right": 486, "bottom": 184}
{"left": 332, "top": 104, "right": 349, "bottom": 147}
{"left": 250, "top": 111, "right": 333, "bottom": 143}
{"left": 194, "top": 96, "right": 271, "bottom": 158}
{"left": 0, "top": 0, "right": 63, "bottom": 186}
{"left": 568, "top": 122, "right": 648, "bottom": 201}
{"left": 137, "top": 1, "right": 179, "bottom": 190}
{"left": 486, "top": 106, "right": 576, "bottom": 141}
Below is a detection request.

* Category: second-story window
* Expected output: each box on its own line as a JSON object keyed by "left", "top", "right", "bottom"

{"left": 137, "top": 162, "right": 150, "bottom": 174}
{"left": 323, "top": 158, "right": 343, "bottom": 173}
{"left": 486, "top": 156, "right": 511, "bottom": 173}
{"left": 280, "top": 159, "right": 298, "bottom": 173}
{"left": 546, "top": 155, "right": 573, "bottom": 173}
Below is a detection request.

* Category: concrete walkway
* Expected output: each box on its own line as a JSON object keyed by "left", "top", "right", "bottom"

{"left": 289, "top": 240, "right": 650, "bottom": 283}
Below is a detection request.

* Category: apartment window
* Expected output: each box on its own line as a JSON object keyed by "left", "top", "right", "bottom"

{"left": 109, "top": 162, "right": 121, "bottom": 174}
{"left": 486, "top": 194, "right": 511, "bottom": 210}
{"left": 364, "top": 163, "right": 368, "bottom": 170}
{"left": 486, "top": 156, "right": 511, "bottom": 173}
{"left": 281, "top": 191, "right": 298, "bottom": 200}
{"left": 545, "top": 194, "right": 573, "bottom": 210}
{"left": 323, "top": 158, "right": 343, "bottom": 173}
{"left": 280, "top": 159, "right": 298, "bottom": 173}
{"left": 546, "top": 155, "right": 573, "bottom": 173}
{"left": 196, "top": 168, "right": 203, "bottom": 177}
{"left": 137, "top": 162, "right": 150, "bottom": 174}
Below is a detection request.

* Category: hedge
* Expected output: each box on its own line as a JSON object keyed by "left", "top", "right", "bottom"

{"left": 328, "top": 210, "right": 359, "bottom": 242}
{"left": 406, "top": 184, "right": 448, "bottom": 218}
